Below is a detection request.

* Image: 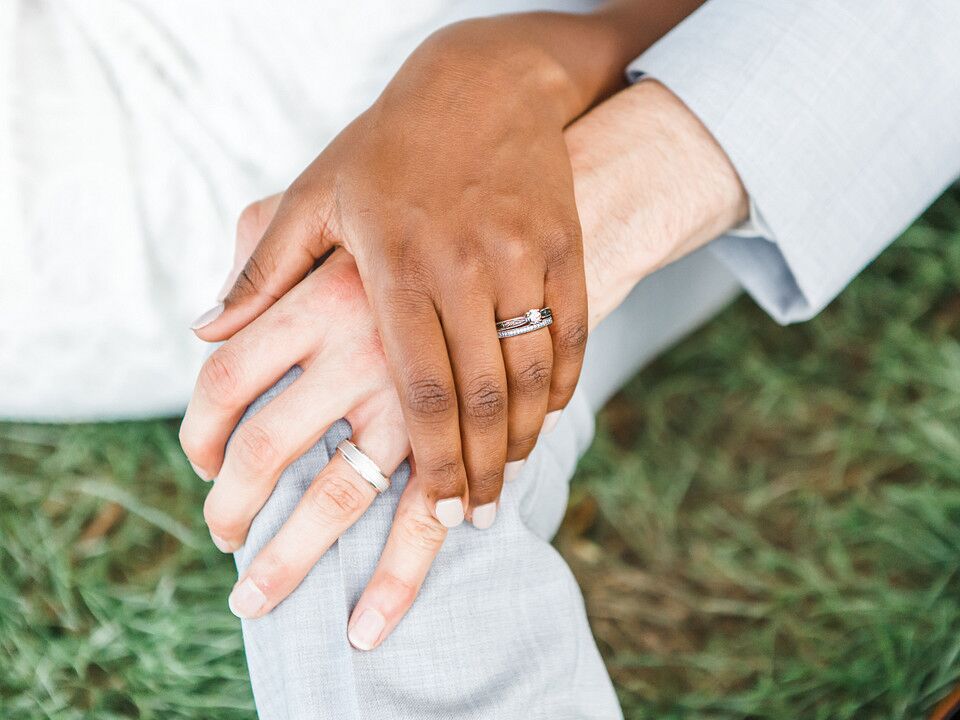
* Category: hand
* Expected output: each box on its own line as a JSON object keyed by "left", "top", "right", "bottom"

{"left": 192, "top": 16, "right": 605, "bottom": 528}
{"left": 183, "top": 209, "right": 448, "bottom": 648}
{"left": 180, "top": 79, "right": 748, "bottom": 648}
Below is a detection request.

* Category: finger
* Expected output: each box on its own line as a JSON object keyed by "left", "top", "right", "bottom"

{"left": 437, "top": 285, "right": 508, "bottom": 529}
{"left": 367, "top": 274, "right": 467, "bottom": 528}
{"left": 192, "top": 182, "right": 338, "bottom": 342}
{"left": 496, "top": 281, "right": 553, "bottom": 481}
{"left": 217, "top": 194, "right": 284, "bottom": 301}
{"left": 203, "top": 362, "right": 366, "bottom": 552}
{"left": 346, "top": 472, "right": 447, "bottom": 651}
{"left": 226, "top": 408, "right": 408, "bottom": 619}
{"left": 542, "top": 223, "right": 588, "bottom": 434}
{"left": 180, "top": 301, "right": 321, "bottom": 480}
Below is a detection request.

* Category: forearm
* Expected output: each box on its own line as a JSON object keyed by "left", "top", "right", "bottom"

{"left": 399, "top": 1, "right": 705, "bottom": 128}
{"left": 567, "top": 80, "right": 749, "bottom": 329}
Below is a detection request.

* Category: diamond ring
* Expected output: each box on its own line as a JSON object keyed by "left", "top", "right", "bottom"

{"left": 496, "top": 308, "right": 553, "bottom": 340}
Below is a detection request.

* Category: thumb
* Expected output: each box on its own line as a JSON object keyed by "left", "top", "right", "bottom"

{"left": 215, "top": 193, "right": 284, "bottom": 301}
{"left": 192, "top": 188, "right": 338, "bottom": 342}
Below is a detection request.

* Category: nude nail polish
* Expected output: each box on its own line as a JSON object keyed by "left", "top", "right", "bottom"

{"left": 190, "top": 461, "right": 212, "bottom": 482}
{"left": 472, "top": 502, "right": 497, "bottom": 530}
{"left": 228, "top": 578, "right": 266, "bottom": 619}
{"left": 435, "top": 498, "right": 464, "bottom": 528}
{"left": 504, "top": 459, "right": 526, "bottom": 482}
{"left": 190, "top": 302, "right": 224, "bottom": 330}
{"left": 349, "top": 608, "right": 386, "bottom": 651}
{"left": 541, "top": 410, "right": 563, "bottom": 435}
{"left": 210, "top": 530, "right": 235, "bottom": 554}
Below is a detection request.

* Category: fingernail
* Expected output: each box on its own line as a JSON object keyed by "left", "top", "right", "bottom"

{"left": 190, "top": 461, "right": 212, "bottom": 482}
{"left": 504, "top": 459, "right": 526, "bottom": 482}
{"left": 541, "top": 410, "right": 563, "bottom": 435}
{"left": 472, "top": 502, "right": 497, "bottom": 530}
{"left": 228, "top": 578, "right": 267, "bottom": 619}
{"left": 209, "top": 530, "right": 235, "bottom": 554}
{"left": 435, "top": 498, "right": 464, "bottom": 528}
{"left": 348, "top": 608, "right": 386, "bottom": 651}
{"left": 190, "top": 302, "right": 224, "bottom": 330}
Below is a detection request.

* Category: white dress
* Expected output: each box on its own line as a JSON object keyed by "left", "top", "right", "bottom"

{"left": 1, "top": 0, "right": 585, "bottom": 419}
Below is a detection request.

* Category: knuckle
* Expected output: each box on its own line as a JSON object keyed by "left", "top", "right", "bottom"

{"left": 543, "top": 225, "right": 584, "bottom": 270}
{"left": 308, "top": 472, "right": 368, "bottom": 520}
{"left": 199, "top": 348, "right": 243, "bottom": 401}
{"left": 422, "top": 456, "right": 464, "bottom": 494}
{"left": 462, "top": 375, "right": 507, "bottom": 426}
{"left": 513, "top": 358, "right": 552, "bottom": 396}
{"left": 236, "top": 252, "right": 270, "bottom": 296}
{"left": 203, "top": 494, "right": 239, "bottom": 540}
{"left": 451, "top": 250, "right": 488, "bottom": 285}
{"left": 508, "top": 428, "right": 540, "bottom": 456}
{"left": 470, "top": 468, "right": 503, "bottom": 501}
{"left": 543, "top": 218, "right": 582, "bottom": 251}
{"left": 551, "top": 377, "right": 580, "bottom": 405}
{"left": 381, "top": 276, "right": 433, "bottom": 317}
{"left": 231, "top": 422, "right": 280, "bottom": 474}
{"left": 556, "top": 319, "right": 588, "bottom": 358}
{"left": 251, "top": 549, "right": 289, "bottom": 590}
{"left": 405, "top": 374, "right": 456, "bottom": 420}
{"left": 285, "top": 180, "right": 338, "bottom": 245}
{"left": 378, "top": 570, "right": 419, "bottom": 607}
{"left": 500, "top": 237, "right": 538, "bottom": 268}
{"left": 396, "top": 507, "right": 447, "bottom": 551}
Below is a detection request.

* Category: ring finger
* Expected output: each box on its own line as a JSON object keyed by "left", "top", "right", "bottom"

{"left": 496, "top": 282, "right": 553, "bottom": 482}
{"left": 226, "top": 403, "right": 409, "bottom": 619}
{"left": 203, "top": 362, "right": 373, "bottom": 551}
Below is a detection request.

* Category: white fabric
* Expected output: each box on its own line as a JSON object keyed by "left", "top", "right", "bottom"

{"left": 0, "top": 0, "right": 506, "bottom": 420}
{"left": 629, "top": 0, "right": 960, "bottom": 324}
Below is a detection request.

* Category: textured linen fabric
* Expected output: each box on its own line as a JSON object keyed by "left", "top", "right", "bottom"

{"left": 234, "top": 248, "right": 741, "bottom": 719}
{"left": 628, "top": 0, "right": 960, "bottom": 324}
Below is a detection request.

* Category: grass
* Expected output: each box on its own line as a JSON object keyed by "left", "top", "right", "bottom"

{"left": 3, "top": 187, "right": 960, "bottom": 719}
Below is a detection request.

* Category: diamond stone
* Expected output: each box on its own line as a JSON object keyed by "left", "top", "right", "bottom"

{"left": 525, "top": 309, "right": 542, "bottom": 323}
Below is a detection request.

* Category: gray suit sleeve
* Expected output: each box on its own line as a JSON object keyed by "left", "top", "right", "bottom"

{"left": 627, "top": 0, "right": 960, "bottom": 323}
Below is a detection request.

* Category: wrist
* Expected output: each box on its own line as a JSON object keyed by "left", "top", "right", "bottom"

{"left": 569, "top": 81, "right": 748, "bottom": 330}
{"left": 401, "top": 16, "right": 585, "bottom": 124}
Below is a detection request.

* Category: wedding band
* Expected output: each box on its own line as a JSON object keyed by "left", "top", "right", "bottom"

{"left": 336, "top": 439, "right": 390, "bottom": 494}
{"left": 496, "top": 307, "right": 553, "bottom": 340}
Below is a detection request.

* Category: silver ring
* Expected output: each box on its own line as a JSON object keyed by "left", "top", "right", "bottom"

{"left": 496, "top": 307, "right": 553, "bottom": 340}
{"left": 336, "top": 439, "right": 390, "bottom": 494}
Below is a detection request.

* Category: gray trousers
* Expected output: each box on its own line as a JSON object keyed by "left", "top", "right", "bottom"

{"left": 233, "top": 249, "right": 740, "bottom": 719}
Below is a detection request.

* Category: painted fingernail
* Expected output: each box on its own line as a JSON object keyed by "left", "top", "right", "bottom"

{"left": 190, "top": 461, "right": 212, "bottom": 482}
{"left": 348, "top": 608, "right": 386, "bottom": 651}
{"left": 541, "top": 410, "right": 563, "bottom": 435}
{"left": 190, "top": 302, "right": 224, "bottom": 330}
{"left": 472, "top": 502, "right": 497, "bottom": 530}
{"left": 209, "top": 530, "right": 235, "bottom": 554}
{"left": 435, "top": 498, "right": 464, "bottom": 528}
{"left": 504, "top": 459, "right": 526, "bottom": 482}
{"left": 228, "top": 578, "right": 267, "bottom": 619}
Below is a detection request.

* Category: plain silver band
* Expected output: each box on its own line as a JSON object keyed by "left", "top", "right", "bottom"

{"left": 336, "top": 439, "right": 390, "bottom": 494}
{"left": 497, "top": 315, "right": 553, "bottom": 339}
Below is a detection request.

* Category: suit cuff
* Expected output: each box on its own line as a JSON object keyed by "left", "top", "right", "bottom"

{"left": 627, "top": 0, "right": 960, "bottom": 324}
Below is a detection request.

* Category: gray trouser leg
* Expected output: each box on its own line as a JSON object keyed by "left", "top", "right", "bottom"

{"left": 233, "top": 248, "right": 740, "bottom": 719}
